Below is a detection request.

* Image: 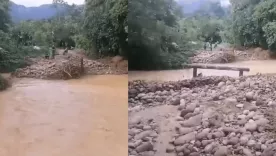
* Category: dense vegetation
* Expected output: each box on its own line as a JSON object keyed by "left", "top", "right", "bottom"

{"left": 0, "top": 0, "right": 231, "bottom": 72}
{"left": 129, "top": 0, "right": 276, "bottom": 70}
{"left": 128, "top": 0, "right": 230, "bottom": 70}
{"left": 0, "top": 0, "right": 78, "bottom": 72}
{"left": 2, "top": 0, "right": 276, "bottom": 73}
{"left": 84, "top": 0, "right": 128, "bottom": 58}
{"left": 0, "top": 0, "right": 128, "bottom": 73}
{"left": 230, "top": 0, "right": 276, "bottom": 51}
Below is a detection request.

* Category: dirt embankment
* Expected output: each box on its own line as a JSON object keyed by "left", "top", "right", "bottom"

{"left": 128, "top": 75, "right": 276, "bottom": 156}
{"left": 190, "top": 47, "right": 271, "bottom": 64}
{"left": 12, "top": 49, "right": 128, "bottom": 80}
{"left": 0, "top": 75, "right": 10, "bottom": 91}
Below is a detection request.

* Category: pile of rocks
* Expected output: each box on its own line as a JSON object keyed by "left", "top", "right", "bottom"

{"left": 129, "top": 77, "right": 234, "bottom": 98}
{"left": 167, "top": 98, "right": 274, "bottom": 156}
{"left": 13, "top": 56, "right": 86, "bottom": 79}
{"left": 129, "top": 75, "right": 276, "bottom": 156}
{"left": 12, "top": 54, "right": 127, "bottom": 80}
{"left": 129, "top": 76, "right": 236, "bottom": 109}
{"left": 234, "top": 48, "right": 270, "bottom": 61}
{"left": 84, "top": 58, "right": 128, "bottom": 75}
{"left": 189, "top": 50, "right": 235, "bottom": 64}
{"left": 189, "top": 47, "right": 271, "bottom": 64}
{"left": 128, "top": 117, "right": 159, "bottom": 156}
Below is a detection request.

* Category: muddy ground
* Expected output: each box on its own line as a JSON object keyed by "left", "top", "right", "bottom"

{"left": 128, "top": 75, "right": 276, "bottom": 156}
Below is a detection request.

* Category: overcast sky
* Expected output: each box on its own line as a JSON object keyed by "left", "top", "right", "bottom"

{"left": 11, "top": 0, "right": 84, "bottom": 7}
{"left": 220, "top": 0, "right": 230, "bottom": 6}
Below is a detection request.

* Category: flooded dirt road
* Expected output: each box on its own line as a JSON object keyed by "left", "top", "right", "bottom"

{"left": 129, "top": 60, "right": 276, "bottom": 81}
{"left": 0, "top": 75, "right": 128, "bottom": 156}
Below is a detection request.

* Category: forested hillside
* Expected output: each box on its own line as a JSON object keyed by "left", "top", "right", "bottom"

{"left": 9, "top": 2, "right": 85, "bottom": 23}
{"left": 10, "top": 2, "right": 58, "bottom": 22}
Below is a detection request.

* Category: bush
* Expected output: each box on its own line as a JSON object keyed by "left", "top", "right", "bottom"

{"left": 0, "top": 31, "right": 45, "bottom": 72}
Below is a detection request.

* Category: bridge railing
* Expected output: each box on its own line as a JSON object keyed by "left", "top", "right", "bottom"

{"left": 183, "top": 64, "right": 250, "bottom": 77}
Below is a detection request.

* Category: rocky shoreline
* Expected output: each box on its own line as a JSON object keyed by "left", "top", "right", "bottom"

{"left": 129, "top": 75, "right": 276, "bottom": 156}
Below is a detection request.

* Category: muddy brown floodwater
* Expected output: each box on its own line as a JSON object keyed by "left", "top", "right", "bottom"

{"left": 129, "top": 60, "right": 276, "bottom": 81}
{"left": 0, "top": 75, "right": 128, "bottom": 156}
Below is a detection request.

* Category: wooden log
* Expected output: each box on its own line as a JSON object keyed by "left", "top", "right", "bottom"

{"left": 239, "top": 70, "right": 243, "bottom": 76}
{"left": 193, "top": 68, "right": 197, "bottom": 78}
{"left": 184, "top": 64, "right": 250, "bottom": 72}
{"left": 80, "top": 57, "right": 84, "bottom": 74}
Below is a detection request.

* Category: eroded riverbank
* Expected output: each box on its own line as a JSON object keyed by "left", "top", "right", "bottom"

{"left": 0, "top": 75, "right": 128, "bottom": 156}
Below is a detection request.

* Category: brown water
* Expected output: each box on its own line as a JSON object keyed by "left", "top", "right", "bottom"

{"left": 129, "top": 60, "right": 276, "bottom": 81}
{"left": 0, "top": 75, "right": 128, "bottom": 156}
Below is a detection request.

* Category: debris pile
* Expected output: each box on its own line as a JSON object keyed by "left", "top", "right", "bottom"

{"left": 13, "top": 56, "right": 84, "bottom": 79}
{"left": 234, "top": 48, "right": 270, "bottom": 61}
{"left": 190, "top": 50, "right": 236, "bottom": 64}
{"left": 12, "top": 53, "right": 128, "bottom": 80}
{"left": 190, "top": 47, "right": 271, "bottom": 64}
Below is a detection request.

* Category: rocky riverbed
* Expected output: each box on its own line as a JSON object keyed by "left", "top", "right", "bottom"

{"left": 129, "top": 75, "right": 276, "bottom": 156}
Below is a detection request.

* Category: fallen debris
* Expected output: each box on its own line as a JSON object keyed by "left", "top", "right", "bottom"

{"left": 12, "top": 53, "right": 128, "bottom": 80}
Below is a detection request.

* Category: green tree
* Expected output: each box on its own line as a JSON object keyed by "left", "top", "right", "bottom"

{"left": 84, "top": 0, "right": 127, "bottom": 58}
{"left": 128, "top": 0, "right": 192, "bottom": 70}
{"left": 199, "top": 19, "right": 222, "bottom": 51}
{"left": 230, "top": 0, "right": 276, "bottom": 52}
{"left": 0, "top": 0, "right": 10, "bottom": 32}
{"left": 253, "top": 0, "right": 276, "bottom": 51}
{"left": 230, "top": 0, "right": 262, "bottom": 47}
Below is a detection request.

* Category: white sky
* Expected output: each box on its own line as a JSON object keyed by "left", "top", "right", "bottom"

{"left": 220, "top": 0, "right": 230, "bottom": 6}
{"left": 11, "top": 0, "right": 84, "bottom": 7}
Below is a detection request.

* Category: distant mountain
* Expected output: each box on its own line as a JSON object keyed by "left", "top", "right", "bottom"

{"left": 10, "top": 2, "right": 63, "bottom": 23}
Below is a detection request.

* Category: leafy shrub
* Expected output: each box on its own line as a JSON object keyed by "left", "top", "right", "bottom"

{"left": 0, "top": 31, "right": 45, "bottom": 72}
